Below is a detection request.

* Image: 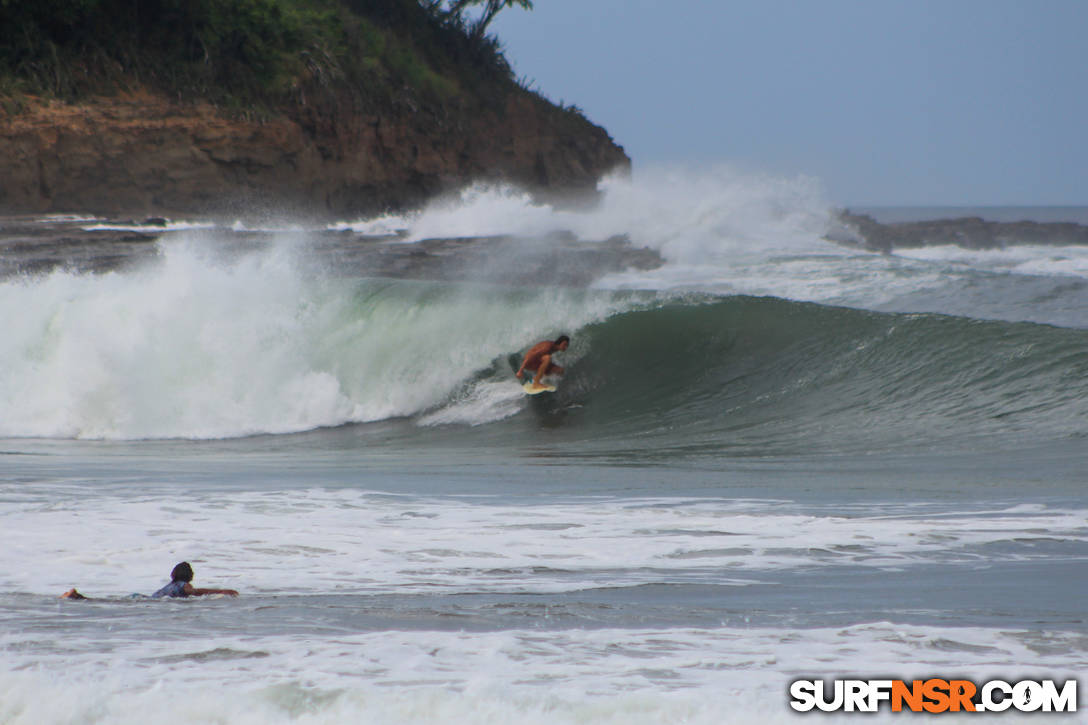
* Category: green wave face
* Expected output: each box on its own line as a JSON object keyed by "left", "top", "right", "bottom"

{"left": 507, "top": 296, "right": 1088, "bottom": 457}
{"left": 5, "top": 234, "right": 1084, "bottom": 454}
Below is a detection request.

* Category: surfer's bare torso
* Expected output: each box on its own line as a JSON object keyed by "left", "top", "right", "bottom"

{"left": 516, "top": 336, "right": 570, "bottom": 387}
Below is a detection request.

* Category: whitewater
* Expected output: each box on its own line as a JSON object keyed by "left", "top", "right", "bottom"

{"left": 1, "top": 166, "right": 1086, "bottom": 723}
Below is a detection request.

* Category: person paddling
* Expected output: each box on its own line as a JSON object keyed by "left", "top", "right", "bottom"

{"left": 148, "top": 561, "right": 238, "bottom": 598}
{"left": 60, "top": 561, "right": 238, "bottom": 600}
{"left": 515, "top": 335, "right": 570, "bottom": 390}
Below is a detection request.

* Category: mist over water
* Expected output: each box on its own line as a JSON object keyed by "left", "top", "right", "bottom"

{"left": 336, "top": 167, "right": 839, "bottom": 289}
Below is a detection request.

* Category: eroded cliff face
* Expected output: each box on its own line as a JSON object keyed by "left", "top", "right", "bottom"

{"left": 0, "top": 89, "right": 629, "bottom": 218}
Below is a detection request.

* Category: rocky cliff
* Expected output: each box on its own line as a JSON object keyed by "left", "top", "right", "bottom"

{"left": 1, "top": 86, "right": 628, "bottom": 218}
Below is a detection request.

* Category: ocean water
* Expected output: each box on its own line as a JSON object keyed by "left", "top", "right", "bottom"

{"left": 1, "top": 167, "right": 1086, "bottom": 723}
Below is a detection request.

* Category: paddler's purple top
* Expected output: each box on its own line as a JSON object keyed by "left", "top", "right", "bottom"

{"left": 150, "top": 580, "right": 188, "bottom": 598}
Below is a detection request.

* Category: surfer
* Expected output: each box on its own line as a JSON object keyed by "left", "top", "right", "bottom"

{"left": 515, "top": 335, "right": 570, "bottom": 389}
{"left": 60, "top": 561, "right": 239, "bottom": 600}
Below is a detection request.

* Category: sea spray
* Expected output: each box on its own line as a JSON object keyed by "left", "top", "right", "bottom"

{"left": 332, "top": 165, "right": 834, "bottom": 258}
{"left": 328, "top": 168, "right": 1088, "bottom": 322}
{"left": 0, "top": 233, "right": 629, "bottom": 439}
{"left": 326, "top": 167, "right": 921, "bottom": 302}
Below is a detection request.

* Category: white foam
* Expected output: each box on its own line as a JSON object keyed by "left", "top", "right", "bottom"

{"left": 0, "top": 623, "right": 1081, "bottom": 725}
{"left": 338, "top": 184, "right": 570, "bottom": 242}
{"left": 326, "top": 169, "right": 1088, "bottom": 321}
{"left": 4, "top": 490, "right": 1084, "bottom": 597}
{"left": 3, "top": 487, "right": 1084, "bottom": 724}
{"left": 326, "top": 167, "right": 834, "bottom": 254}
{"left": 227, "top": 219, "right": 314, "bottom": 233}
{"left": 81, "top": 220, "right": 217, "bottom": 232}
{"left": 418, "top": 380, "right": 528, "bottom": 426}
{"left": 0, "top": 237, "right": 624, "bottom": 439}
{"left": 8, "top": 168, "right": 1087, "bottom": 442}
{"left": 894, "top": 244, "right": 1088, "bottom": 280}
{"left": 323, "top": 168, "right": 997, "bottom": 310}
{"left": 79, "top": 218, "right": 322, "bottom": 234}
{"left": 35, "top": 214, "right": 101, "bottom": 224}
{"left": 327, "top": 212, "right": 410, "bottom": 236}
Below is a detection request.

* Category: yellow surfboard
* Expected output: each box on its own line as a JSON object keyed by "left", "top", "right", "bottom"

{"left": 522, "top": 379, "right": 558, "bottom": 395}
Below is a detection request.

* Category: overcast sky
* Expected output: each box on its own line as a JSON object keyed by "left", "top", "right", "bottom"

{"left": 493, "top": 1, "right": 1088, "bottom": 206}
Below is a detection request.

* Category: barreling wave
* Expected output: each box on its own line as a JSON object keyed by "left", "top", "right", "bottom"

{"left": 3, "top": 167, "right": 1087, "bottom": 450}
{"left": 1, "top": 226, "right": 1085, "bottom": 451}
{"left": 438, "top": 296, "right": 1088, "bottom": 457}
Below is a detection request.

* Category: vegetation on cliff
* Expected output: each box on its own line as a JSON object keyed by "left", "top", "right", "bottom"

{"left": 0, "top": 0, "right": 627, "bottom": 216}
{"left": 0, "top": 0, "right": 539, "bottom": 115}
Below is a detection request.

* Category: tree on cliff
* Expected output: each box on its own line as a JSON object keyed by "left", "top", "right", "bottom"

{"left": 436, "top": 0, "right": 533, "bottom": 42}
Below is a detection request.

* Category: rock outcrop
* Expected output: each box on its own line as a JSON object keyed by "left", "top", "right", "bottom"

{"left": 0, "top": 88, "right": 629, "bottom": 218}
{"left": 828, "top": 210, "right": 1088, "bottom": 252}
{"left": 0, "top": 216, "right": 662, "bottom": 286}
